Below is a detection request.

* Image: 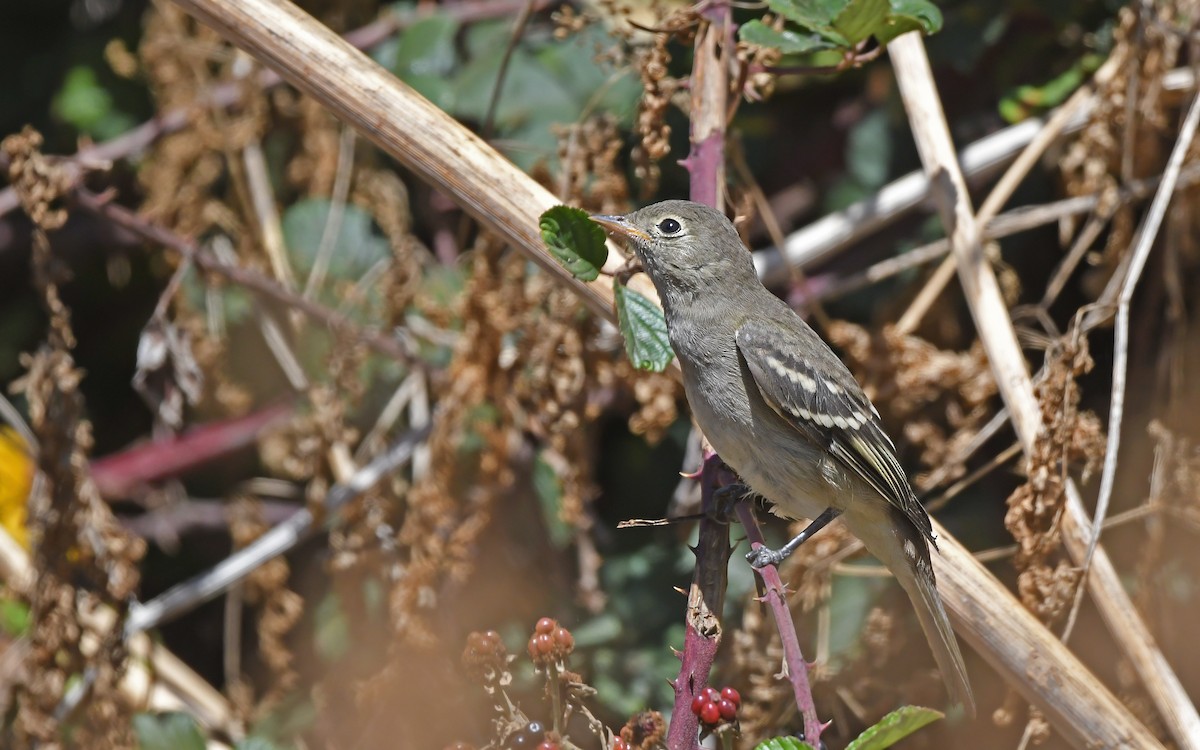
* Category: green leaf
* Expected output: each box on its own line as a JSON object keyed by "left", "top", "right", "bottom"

{"left": 134, "top": 712, "right": 206, "bottom": 750}
{"left": 846, "top": 109, "right": 891, "bottom": 188}
{"left": 52, "top": 66, "right": 135, "bottom": 140}
{"left": 739, "top": 21, "right": 836, "bottom": 55}
{"left": 236, "top": 738, "right": 287, "bottom": 750}
{"left": 614, "top": 285, "right": 673, "bottom": 373}
{"left": 393, "top": 14, "right": 460, "bottom": 106}
{"left": 314, "top": 592, "right": 350, "bottom": 661}
{"left": 753, "top": 737, "right": 818, "bottom": 750}
{"left": 281, "top": 199, "right": 392, "bottom": 282}
{"left": 539, "top": 206, "right": 607, "bottom": 282}
{"left": 875, "top": 0, "right": 943, "bottom": 43}
{"left": 768, "top": 0, "right": 850, "bottom": 45}
{"left": 0, "top": 597, "right": 30, "bottom": 635}
{"left": 845, "top": 705, "right": 944, "bottom": 749}
{"left": 834, "top": 0, "right": 890, "bottom": 45}
{"left": 534, "top": 454, "right": 574, "bottom": 548}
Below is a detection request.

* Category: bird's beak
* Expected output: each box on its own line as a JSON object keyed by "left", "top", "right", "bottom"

{"left": 590, "top": 214, "right": 651, "bottom": 242}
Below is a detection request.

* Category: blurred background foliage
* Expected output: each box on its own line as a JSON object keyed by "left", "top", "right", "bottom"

{"left": 3, "top": 0, "right": 1195, "bottom": 749}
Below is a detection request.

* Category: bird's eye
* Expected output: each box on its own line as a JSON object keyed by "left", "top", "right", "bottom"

{"left": 657, "top": 218, "right": 682, "bottom": 235}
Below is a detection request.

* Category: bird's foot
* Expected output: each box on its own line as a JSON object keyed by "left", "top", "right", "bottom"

{"left": 745, "top": 544, "right": 789, "bottom": 569}
{"left": 745, "top": 506, "right": 843, "bottom": 569}
{"left": 710, "top": 482, "right": 751, "bottom": 522}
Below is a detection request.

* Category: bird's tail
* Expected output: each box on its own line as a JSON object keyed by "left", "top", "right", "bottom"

{"left": 864, "top": 507, "right": 976, "bottom": 718}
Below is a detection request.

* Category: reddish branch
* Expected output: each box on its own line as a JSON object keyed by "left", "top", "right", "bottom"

{"left": 671, "top": 2, "right": 824, "bottom": 746}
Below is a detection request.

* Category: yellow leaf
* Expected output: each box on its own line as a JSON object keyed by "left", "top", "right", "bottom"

{"left": 0, "top": 427, "right": 32, "bottom": 550}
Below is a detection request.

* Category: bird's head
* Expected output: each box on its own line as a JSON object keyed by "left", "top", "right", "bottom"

{"left": 590, "top": 200, "right": 757, "bottom": 296}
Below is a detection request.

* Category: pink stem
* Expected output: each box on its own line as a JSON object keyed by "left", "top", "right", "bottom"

{"left": 736, "top": 504, "right": 824, "bottom": 744}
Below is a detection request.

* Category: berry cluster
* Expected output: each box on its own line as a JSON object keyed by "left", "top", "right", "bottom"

{"left": 462, "top": 630, "right": 508, "bottom": 682}
{"left": 526, "top": 617, "right": 574, "bottom": 667}
{"left": 690, "top": 686, "right": 740, "bottom": 729}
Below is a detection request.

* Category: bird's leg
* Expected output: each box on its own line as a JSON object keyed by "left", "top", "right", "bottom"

{"left": 745, "top": 507, "right": 843, "bottom": 568}
{"left": 711, "top": 481, "right": 751, "bottom": 522}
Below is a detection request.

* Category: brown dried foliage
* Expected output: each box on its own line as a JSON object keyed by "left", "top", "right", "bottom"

{"left": 1060, "top": 3, "right": 1200, "bottom": 292}
{"left": 3, "top": 133, "right": 146, "bottom": 745}
{"left": 1004, "top": 335, "right": 1105, "bottom": 625}
{"left": 228, "top": 496, "right": 302, "bottom": 717}
{"left": 825, "top": 321, "right": 998, "bottom": 489}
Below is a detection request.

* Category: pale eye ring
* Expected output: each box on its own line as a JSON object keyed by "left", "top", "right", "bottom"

{"left": 657, "top": 218, "right": 682, "bottom": 235}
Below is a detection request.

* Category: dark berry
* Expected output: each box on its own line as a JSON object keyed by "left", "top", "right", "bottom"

{"left": 699, "top": 701, "right": 721, "bottom": 726}
{"left": 702, "top": 686, "right": 720, "bottom": 703}
{"left": 613, "top": 739, "right": 630, "bottom": 750}
{"left": 718, "top": 698, "right": 737, "bottom": 721}
{"left": 720, "top": 686, "right": 740, "bottom": 707}
{"left": 690, "top": 694, "right": 706, "bottom": 716}
{"left": 527, "top": 722, "right": 544, "bottom": 734}
{"left": 535, "top": 617, "right": 556, "bottom": 634}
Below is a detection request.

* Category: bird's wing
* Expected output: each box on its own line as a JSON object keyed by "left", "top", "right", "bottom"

{"left": 735, "top": 319, "right": 934, "bottom": 543}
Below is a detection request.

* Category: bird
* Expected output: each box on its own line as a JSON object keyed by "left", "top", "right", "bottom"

{"left": 590, "top": 199, "right": 975, "bottom": 717}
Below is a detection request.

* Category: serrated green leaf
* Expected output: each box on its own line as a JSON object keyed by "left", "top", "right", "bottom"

{"left": 539, "top": 206, "right": 607, "bottom": 282}
{"left": 768, "top": 0, "right": 851, "bottom": 46}
{"left": 134, "top": 712, "right": 206, "bottom": 750}
{"left": 753, "top": 737, "right": 818, "bottom": 750}
{"left": 739, "top": 21, "right": 836, "bottom": 55}
{"left": 875, "top": 0, "right": 943, "bottom": 43}
{"left": 614, "top": 285, "right": 673, "bottom": 373}
{"left": 845, "top": 705, "right": 943, "bottom": 750}
{"left": 768, "top": 0, "right": 847, "bottom": 29}
{"left": 834, "top": 0, "right": 890, "bottom": 45}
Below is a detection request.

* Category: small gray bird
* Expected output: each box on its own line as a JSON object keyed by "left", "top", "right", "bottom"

{"left": 591, "top": 200, "right": 975, "bottom": 717}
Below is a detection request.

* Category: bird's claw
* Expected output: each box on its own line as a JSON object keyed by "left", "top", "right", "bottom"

{"left": 745, "top": 545, "right": 787, "bottom": 569}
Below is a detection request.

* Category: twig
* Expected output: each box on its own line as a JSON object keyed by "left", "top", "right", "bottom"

{"left": 481, "top": 0, "right": 539, "bottom": 141}
{"left": 893, "top": 52, "right": 1120, "bottom": 335}
{"left": 890, "top": 30, "right": 1187, "bottom": 749}
{"left": 1060, "top": 83, "right": 1200, "bottom": 643}
{"left": 243, "top": 139, "right": 297, "bottom": 289}
{"left": 753, "top": 66, "right": 1198, "bottom": 287}
{"left": 304, "top": 125, "right": 356, "bottom": 299}
{"left": 0, "top": 1, "right": 553, "bottom": 222}
{"left": 124, "top": 425, "right": 428, "bottom": 636}
{"left": 818, "top": 162, "right": 1200, "bottom": 302}
{"left": 736, "top": 503, "right": 823, "bottom": 744}
{"left": 73, "top": 188, "right": 413, "bottom": 365}
{"left": 665, "top": 455, "right": 732, "bottom": 750}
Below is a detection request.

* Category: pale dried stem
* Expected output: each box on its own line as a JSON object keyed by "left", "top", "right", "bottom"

{"left": 893, "top": 52, "right": 1121, "bottom": 336}
{"left": 890, "top": 30, "right": 1196, "bottom": 750}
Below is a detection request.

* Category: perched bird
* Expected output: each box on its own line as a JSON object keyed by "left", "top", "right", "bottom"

{"left": 591, "top": 200, "right": 975, "bottom": 717}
